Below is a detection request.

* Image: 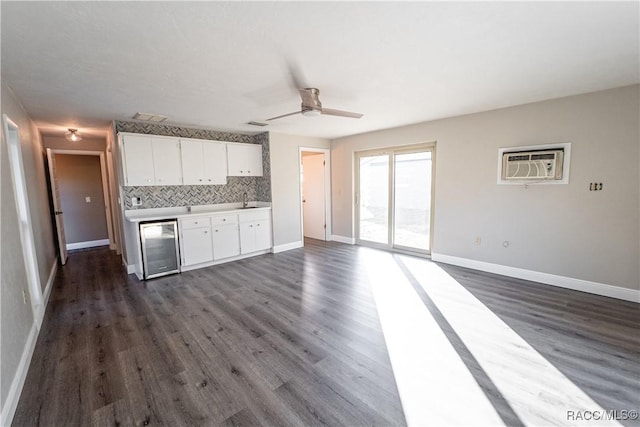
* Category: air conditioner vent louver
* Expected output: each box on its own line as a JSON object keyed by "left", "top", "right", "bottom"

{"left": 502, "top": 149, "right": 564, "bottom": 180}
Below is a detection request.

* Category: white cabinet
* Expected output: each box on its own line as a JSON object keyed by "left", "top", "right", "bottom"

{"left": 152, "top": 137, "right": 183, "bottom": 185}
{"left": 211, "top": 214, "right": 240, "bottom": 260}
{"left": 239, "top": 210, "right": 272, "bottom": 254}
{"left": 122, "top": 134, "right": 155, "bottom": 186}
{"left": 227, "top": 143, "right": 263, "bottom": 176}
{"left": 213, "top": 224, "right": 241, "bottom": 260}
{"left": 122, "top": 134, "right": 182, "bottom": 186}
{"left": 179, "top": 217, "right": 213, "bottom": 266}
{"left": 181, "top": 139, "right": 227, "bottom": 185}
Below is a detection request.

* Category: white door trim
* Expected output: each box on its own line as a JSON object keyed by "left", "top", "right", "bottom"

{"left": 2, "top": 113, "right": 45, "bottom": 324}
{"left": 299, "top": 147, "right": 332, "bottom": 243}
{"left": 47, "top": 149, "right": 115, "bottom": 253}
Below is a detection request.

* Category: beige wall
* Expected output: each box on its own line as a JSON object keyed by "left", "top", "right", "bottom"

{"left": 269, "top": 132, "right": 330, "bottom": 247}
{"left": 1, "top": 83, "right": 57, "bottom": 417}
{"left": 332, "top": 85, "right": 639, "bottom": 290}
{"left": 55, "top": 154, "right": 109, "bottom": 243}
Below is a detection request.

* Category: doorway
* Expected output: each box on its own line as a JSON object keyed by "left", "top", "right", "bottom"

{"left": 46, "top": 149, "right": 114, "bottom": 264}
{"left": 356, "top": 144, "right": 435, "bottom": 255}
{"left": 300, "top": 148, "right": 331, "bottom": 242}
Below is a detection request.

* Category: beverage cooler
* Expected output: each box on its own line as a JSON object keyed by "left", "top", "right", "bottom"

{"left": 139, "top": 220, "right": 180, "bottom": 279}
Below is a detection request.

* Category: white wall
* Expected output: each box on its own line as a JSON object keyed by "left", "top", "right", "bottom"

{"left": 332, "top": 85, "right": 639, "bottom": 291}
{"left": 1, "top": 83, "right": 57, "bottom": 424}
{"left": 269, "top": 132, "right": 330, "bottom": 249}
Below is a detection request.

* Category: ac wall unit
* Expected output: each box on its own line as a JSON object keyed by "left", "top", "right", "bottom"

{"left": 501, "top": 149, "right": 564, "bottom": 180}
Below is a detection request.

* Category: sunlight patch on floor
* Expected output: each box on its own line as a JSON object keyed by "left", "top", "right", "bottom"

{"left": 395, "top": 254, "right": 620, "bottom": 427}
{"left": 364, "top": 249, "right": 505, "bottom": 426}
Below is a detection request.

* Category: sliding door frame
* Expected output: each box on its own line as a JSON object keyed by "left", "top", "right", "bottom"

{"left": 355, "top": 142, "right": 436, "bottom": 256}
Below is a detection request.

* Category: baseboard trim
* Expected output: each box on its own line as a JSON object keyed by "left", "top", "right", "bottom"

{"left": 66, "top": 239, "right": 110, "bottom": 250}
{"left": 272, "top": 241, "right": 304, "bottom": 253}
{"left": 126, "top": 264, "right": 136, "bottom": 275}
{"left": 331, "top": 235, "right": 355, "bottom": 245}
{"left": 42, "top": 260, "right": 58, "bottom": 312}
{"left": 431, "top": 253, "right": 639, "bottom": 303}
{"left": 0, "top": 323, "right": 38, "bottom": 427}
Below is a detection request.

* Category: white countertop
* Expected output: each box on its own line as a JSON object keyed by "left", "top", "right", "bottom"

{"left": 125, "top": 202, "right": 271, "bottom": 223}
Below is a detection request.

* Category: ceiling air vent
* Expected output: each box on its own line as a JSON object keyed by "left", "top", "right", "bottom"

{"left": 133, "top": 112, "right": 168, "bottom": 123}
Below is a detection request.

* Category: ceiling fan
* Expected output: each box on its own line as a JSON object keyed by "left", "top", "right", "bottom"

{"left": 266, "top": 88, "right": 363, "bottom": 121}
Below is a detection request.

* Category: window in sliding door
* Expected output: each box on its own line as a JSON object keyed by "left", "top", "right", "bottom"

{"left": 356, "top": 145, "right": 434, "bottom": 254}
{"left": 357, "top": 154, "right": 390, "bottom": 245}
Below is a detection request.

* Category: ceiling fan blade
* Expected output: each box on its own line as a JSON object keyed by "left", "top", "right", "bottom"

{"left": 287, "top": 62, "right": 307, "bottom": 92}
{"left": 321, "top": 108, "right": 363, "bottom": 119}
{"left": 266, "top": 110, "right": 302, "bottom": 121}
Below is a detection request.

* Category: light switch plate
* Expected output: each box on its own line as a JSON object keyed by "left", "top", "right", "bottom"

{"left": 85, "top": 196, "right": 91, "bottom": 203}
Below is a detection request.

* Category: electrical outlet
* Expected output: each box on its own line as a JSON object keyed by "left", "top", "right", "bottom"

{"left": 475, "top": 237, "right": 481, "bottom": 245}
{"left": 131, "top": 196, "right": 142, "bottom": 206}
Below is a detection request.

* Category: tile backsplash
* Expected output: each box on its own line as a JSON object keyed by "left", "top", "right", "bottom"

{"left": 116, "top": 121, "right": 271, "bottom": 209}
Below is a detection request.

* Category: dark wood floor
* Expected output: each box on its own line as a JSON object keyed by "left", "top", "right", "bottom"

{"left": 12, "top": 240, "right": 639, "bottom": 426}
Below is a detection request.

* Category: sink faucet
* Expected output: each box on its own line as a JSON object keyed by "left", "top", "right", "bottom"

{"left": 242, "top": 192, "right": 248, "bottom": 208}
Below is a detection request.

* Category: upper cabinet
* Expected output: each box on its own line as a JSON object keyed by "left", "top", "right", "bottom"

{"left": 181, "top": 139, "right": 227, "bottom": 185}
{"left": 120, "top": 132, "right": 263, "bottom": 186}
{"left": 227, "top": 143, "right": 263, "bottom": 176}
{"left": 122, "top": 134, "right": 182, "bottom": 186}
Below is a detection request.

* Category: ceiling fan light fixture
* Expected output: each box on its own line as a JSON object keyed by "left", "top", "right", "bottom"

{"left": 301, "top": 108, "right": 321, "bottom": 117}
{"left": 65, "top": 128, "right": 82, "bottom": 142}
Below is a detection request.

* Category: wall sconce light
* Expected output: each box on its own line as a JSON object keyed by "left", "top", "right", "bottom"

{"left": 65, "top": 128, "right": 82, "bottom": 142}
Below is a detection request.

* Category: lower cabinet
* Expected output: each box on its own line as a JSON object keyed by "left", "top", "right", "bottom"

{"left": 239, "top": 219, "right": 272, "bottom": 254}
{"left": 179, "top": 209, "right": 271, "bottom": 269}
{"left": 181, "top": 227, "right": 214, "bottom": 266}
{"left": 212, "top": 223, "right": 241, "bottom": 260}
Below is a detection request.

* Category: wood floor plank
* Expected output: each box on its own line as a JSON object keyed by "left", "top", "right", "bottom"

{"left": 12, "top": 243, "right": 639, "bottom": 427}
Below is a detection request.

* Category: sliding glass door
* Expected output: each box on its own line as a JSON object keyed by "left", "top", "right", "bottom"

{"left": 356, "top": 145, "right": 434, "bottom": 254}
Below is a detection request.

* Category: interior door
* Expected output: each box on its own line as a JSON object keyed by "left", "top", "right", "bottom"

{"left": 46, "top": 149, "right": 68, "bottom": 264}
{"left": 302, "top": 153, "right": 326, "bottom": 240}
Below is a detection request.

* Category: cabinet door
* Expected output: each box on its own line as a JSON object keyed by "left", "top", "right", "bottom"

{"left": 152, "top": 137, "right": 182, "bottom": 185}
{"left": 253, "top": 219, "right": 272, "bottom": 251}
{"left": 212, "top": 223, "right": 240, "bottom": 260}
{"left": 239, "top": 222, "right": 255, "bottom": 254}
{"left": 181, "top": 227, "right": 214, "bottom": 266}
{"left": 180, "top": 140, "right": 205, "bottom": 185}
{"left": 122, "top": 135, "right": 155, "bottom": 186}
{"left": 227, "top": 143, "right": 263, "bottom": 176}
{"left": 203, "top": 142, "right": 227, "bottom": 185}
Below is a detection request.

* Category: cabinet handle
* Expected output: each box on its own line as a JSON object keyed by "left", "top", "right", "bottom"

{"left": 215, "top": 229, "right": 219, "bottom": 232}
{"left": 257, "top": 224, "right": 260, "bottom": 227}
{"left": 199, "top": 179, "right": 203, "bottom": 182}
{"left": 194, "top": 221, "right": 198, "bottom": 224}
{"left": 204, "top": 230, "right": 208, "bottom": 234}
{"left": 250, "top": 225, "right": 253, "bottom": 228}
{"left": 247, "top": 170, "right": 251, "bottom": 174}
{"left": 223, "top": 218, "right": 226, "bottom": 221}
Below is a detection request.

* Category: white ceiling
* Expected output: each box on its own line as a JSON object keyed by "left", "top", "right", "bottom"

{"left": 2, "top": 1, "right": 638, "bottom": 140}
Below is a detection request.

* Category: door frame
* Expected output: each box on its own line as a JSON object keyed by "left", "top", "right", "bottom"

{"left": 2, "top": 113, "right": 45, "bottom": 323}
{"left": 46, "top": 149, "right": 115, "bottom": 255}
{"left": 355, "top": 142, "right": 436, "bottom": 256}
{"left": 298, "top": 147, "right": 332, "bottom": 243}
